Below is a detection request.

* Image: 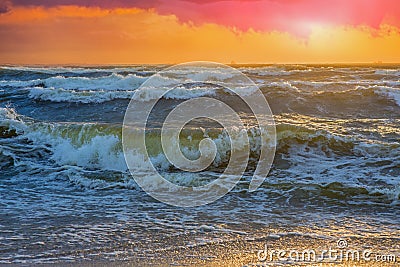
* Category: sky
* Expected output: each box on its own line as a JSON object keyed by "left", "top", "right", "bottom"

{"left": 0, "top": 0, "right": 400, "bottom": 64}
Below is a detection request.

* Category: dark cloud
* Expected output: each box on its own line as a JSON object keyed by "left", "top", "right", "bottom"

{"left": 0, "top": 0, "right": 11, "bottom": 13}
{"left": 1, "top": 0, "right": 259, "bottom": 9}
{"left": 11, "top": 0, "right": 159, "bottom": 9}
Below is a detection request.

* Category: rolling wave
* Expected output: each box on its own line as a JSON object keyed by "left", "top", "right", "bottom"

{"left": 1, "top": 107, "right": 398, "bottom": 200}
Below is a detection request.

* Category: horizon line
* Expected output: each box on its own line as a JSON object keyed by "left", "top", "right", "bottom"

{"left": 1, "top": 62, "right": 400, "bottom": 67}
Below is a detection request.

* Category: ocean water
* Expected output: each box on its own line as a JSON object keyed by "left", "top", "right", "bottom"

{"left": 0, "top": 64, "right": 399, "bottom": 265}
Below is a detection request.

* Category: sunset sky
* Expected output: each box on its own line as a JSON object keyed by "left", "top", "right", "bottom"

{"left": 1, "top": 0, "right": 400, "bottom": 64}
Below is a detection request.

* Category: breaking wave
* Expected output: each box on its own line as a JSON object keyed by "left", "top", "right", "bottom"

{"left": 1, "top": 107, "right": 398, "bottom": 200}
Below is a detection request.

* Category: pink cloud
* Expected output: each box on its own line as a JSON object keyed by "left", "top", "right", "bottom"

{"left": 154, "top": 0, "right": 400, "bottom": 35}
{"left": 9, "top": 0, "right": 400, "bottom": 36}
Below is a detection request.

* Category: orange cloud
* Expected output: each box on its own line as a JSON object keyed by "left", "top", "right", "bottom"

{"left": 8, "top": 0, "right": 400, "bottom": 36}
{"left": 0, "top": 6, "right": 141, "bottom": 23}
{"left": 0, "top": 6, "right": 399, "bottom": 64}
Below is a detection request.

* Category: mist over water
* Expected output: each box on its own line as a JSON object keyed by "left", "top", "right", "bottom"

{"left": 0, "top": 64, "right": 399, "bottom": 264}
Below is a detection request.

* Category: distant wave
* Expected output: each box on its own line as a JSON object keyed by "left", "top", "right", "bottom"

{"left": 1, "top": 66, "right": 399, "bottom": 107}
{"left": 374, "top": 69, "right": 400, "bottom": 76}
{"left": 0, "top": 66, "right": 158, "bottom": 75}
{"left": 0, "top": 73, "right": 146, "bottom": 90}
{"left": 28, "top": 87, "right": 136, "bottom": 103}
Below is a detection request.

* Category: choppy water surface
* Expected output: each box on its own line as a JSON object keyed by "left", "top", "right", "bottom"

{"left": 0, "top": 64, "right": 399, "bottom": 264}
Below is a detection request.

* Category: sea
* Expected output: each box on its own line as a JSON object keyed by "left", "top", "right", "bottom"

{"left": 0, "top": 64, "right": 399, "bottom": 265}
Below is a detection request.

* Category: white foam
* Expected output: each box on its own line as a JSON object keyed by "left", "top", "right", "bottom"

{"left": 238, "top": 67, "right": 292, "bottom": 76}
{"left": 17, "top": 126, "right": 126, "bottom": 172}
{"left": 0, "top": 79, "right": 42, "bottom": 87}
{"left": 1, "top": 72, "right": 147, "bottom": 92}
{"left": 0, "top": 109, "right": 126, "bottom": 171}
{"left": 165, "top": 68, "right": 237, "bottom": 81}
{"left": 0, "top": 107, "right": 28, "bottom": 134}
{"left": 263, "top": 81, "right": 300, "bottom": 91}
{"left": 374, "top": 86, "right": 400, "bottom": 106}
{"left": 131, "top": 85, "right": 217, "bottom": 101}
{"left": 43, "top": 73, "right": 146, "bottom": 91}
{"left": 28, "top": 87, "right": 135, "bottom": 103}
{"left": 375, "top": 69, "right": 400, "bottom": 76}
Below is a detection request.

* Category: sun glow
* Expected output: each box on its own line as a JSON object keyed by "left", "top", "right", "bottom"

{"left": 0, "top": 1, "right": 400, "bottom": 64}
